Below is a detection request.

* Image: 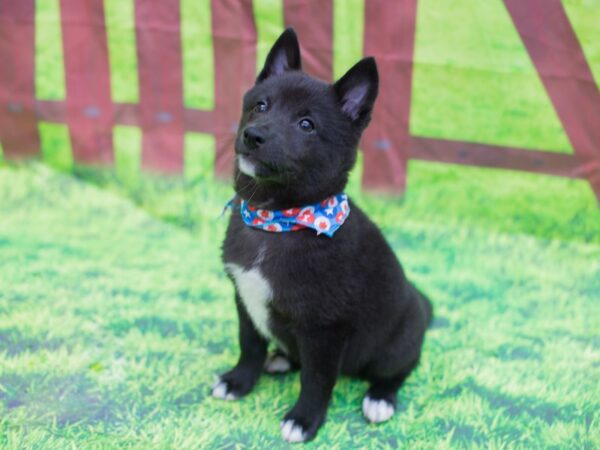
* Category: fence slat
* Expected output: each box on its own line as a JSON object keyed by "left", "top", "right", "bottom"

{"left": 60, "top": 0, "right": 114, "bottom": 163}
{"left": 505, "top": 0, "right": 600, "bottom": 201}
{"left": 0, "top": 0, "right": 40, "bottom": 158}
{"left": 36, "top": 100, "right": 66, "bottom": 123}
{"left": 135, "top": 0, "right": 185, "bottom": 172}
{"left": 211, "top": 0, "right": 257, "bottom": 178}
{"left": 410, "top": 137, "right": 583, "bottom": 179}
{"left": 184, "top": 109, "right": 213, "bottom": 134}
{"left": 361, "top": 0, "right": 418, "bottom": 193}
{"left": 283, "top": 0, "right": 333, "bottom": 81}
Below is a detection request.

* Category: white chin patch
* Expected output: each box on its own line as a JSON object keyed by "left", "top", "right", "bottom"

{"left": 280, "top": 419, "right": 307, "bottom": 442}
{"left": 362, "top": 395, "right": 395, "bottom": 423}
{"left": 238, "top": 155, "right": 257, "bottom": 177}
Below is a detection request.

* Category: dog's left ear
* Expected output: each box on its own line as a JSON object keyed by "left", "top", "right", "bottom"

{"left": 333, "top": 57, "right": 379, "bottom": 124}
{"left": 256, "top": 28, "right": 301, "bottom": 83}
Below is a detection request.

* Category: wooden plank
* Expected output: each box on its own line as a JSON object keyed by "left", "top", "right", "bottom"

{"left": 36, "top": 100, "right": 214, "bottom": 135}
{"left": 505, "top": 0, "right": 600, "bottom": 201}
{"left": 0, "top": 0, "right": 40, "bottom": 158}
{"left": 283, "top": 0, "right": 333, "bottom": 81}
{"left": 112, "top": 103, "right": 140, "bottom": 127}
{"left": 211, "top": 0, "right": 257, "bottom": 178}
{"left": 410, "top": 137, "right": 584, "bottom": 179}
{"left": 60, "top": 0, "right": 114, "bottom": 163}
{"left": 361, "top": 0, "right": 418, "bottom": 193}
{"left": 36, "top": 100, "right": 66, "bottom": 123}
{"left": 135, "top": 0, "right": 185, "bottom": 172}
{"left": 183, "top": 109, "right": 213, "bottom": 134}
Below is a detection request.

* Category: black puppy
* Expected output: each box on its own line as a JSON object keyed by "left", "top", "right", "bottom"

{"left": 213, "top": 28, "right": 432, "bottom": 443}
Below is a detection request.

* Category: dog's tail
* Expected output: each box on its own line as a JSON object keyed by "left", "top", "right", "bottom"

{"left": 410, "top": 282, "right": 434, "bottom": 328}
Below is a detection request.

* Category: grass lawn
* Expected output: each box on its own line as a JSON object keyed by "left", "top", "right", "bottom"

{"left": 0, "top": 160, "right": 598, "bottom": 449}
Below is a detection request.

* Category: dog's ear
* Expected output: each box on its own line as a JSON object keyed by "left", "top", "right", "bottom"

{"left": 256, "top": 28, "right": 301, "bottom": 83}
{"left": 333, "top": 57, "right": 379, "bottom": 124}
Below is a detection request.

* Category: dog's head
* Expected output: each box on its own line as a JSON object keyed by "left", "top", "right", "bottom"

{"left": 234, "top": 28, "right": 378, "bottom": 208}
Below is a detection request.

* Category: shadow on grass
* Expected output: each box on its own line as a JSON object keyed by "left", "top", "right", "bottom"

{"left": 442, "top": 378, "right": 586, "bottom": 425}
{"left": 0, "top": 373, "right": 122, "bottom": 426}
{"left": 0, "top": 328, "right": 65, "bottom": 357}
{"left": 106, "top": 315, "right": 232, "bottom": 354}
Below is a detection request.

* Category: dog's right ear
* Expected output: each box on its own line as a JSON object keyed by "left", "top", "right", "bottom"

{"left": 333, "top": 57, "right": 379, "bottom": 125}
{"left": 256, "top": 28, "right": 301, "bottom": 83}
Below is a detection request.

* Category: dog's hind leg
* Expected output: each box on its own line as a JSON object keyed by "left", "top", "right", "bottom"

{"left": 361, "top": 284, "right": 432, "bottom": 422}
{"left": 362, "top": 357, "right": 420, "bottom": 423}
{"left": 264, "top": 348, "right": 299, "bottom": 374}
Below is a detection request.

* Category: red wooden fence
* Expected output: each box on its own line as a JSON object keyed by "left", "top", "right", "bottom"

{"left": 61, "top": 0, "right": 114, "bottom": 164}
{"left": 0, "top": 0, "right": 39, "bottom": 158}
{"left": 0, "top": 0, "right": 598, "bottom": 202}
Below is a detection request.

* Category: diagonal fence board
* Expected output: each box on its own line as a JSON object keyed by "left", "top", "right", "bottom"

{"left": 0, "top": 0, "right": 39, "bottom": 158}
{"left": 505, "top": 0, "right": 600, "bottom": 200}
{"left": 60, "top": 0, "right": 114, "bottom": 164}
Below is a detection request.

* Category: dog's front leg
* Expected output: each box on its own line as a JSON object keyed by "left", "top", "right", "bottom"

{"left": 280, "top": 327, "right": 346, "bottom": 443}
{"left": 212, "top": 293, "right": 268, "bottom": 400}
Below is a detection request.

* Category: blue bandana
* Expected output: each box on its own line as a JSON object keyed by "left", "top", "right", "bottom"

{"left": 225, "top": 193, "right": 350, "bottom": 238}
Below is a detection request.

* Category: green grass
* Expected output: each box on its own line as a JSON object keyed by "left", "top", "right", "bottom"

{"left": 104, "top": 0, "right": 139, "bottom": 104}
{"left": 0, "top": 162, "right": 598, "bottom": 449}
{"left": 35, "top": 0, "right": 65, "bottom": 100}
{"left": 181, "top": 0, "right": 215, "bottom": 110}
{"left": 38, "top": 122, "right": 73, "bottom": 171}
{"left": 254, "top": 0, "right": 285, "bottom": 76}
{"left": 564, "top": 0, "right": 600, "bottom": 86}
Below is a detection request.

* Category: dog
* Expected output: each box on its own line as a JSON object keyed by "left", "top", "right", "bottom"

{"left": 212, "top": 28, "right": 432, "bottom": 443}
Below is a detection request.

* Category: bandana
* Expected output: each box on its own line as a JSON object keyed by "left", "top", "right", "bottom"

{"left": 225, "top": 193, "right": 350, "bottom": 238}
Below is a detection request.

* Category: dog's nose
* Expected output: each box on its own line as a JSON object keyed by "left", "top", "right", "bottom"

{"left": 243, "top": 127, "right": 265, "bottom": 150}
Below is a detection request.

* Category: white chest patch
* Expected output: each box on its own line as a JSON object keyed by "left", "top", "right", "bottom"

{"left": 225, "top": 262, "right": 273, "bottom": 339}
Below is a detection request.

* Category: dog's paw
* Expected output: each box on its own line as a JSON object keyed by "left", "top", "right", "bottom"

{"left": 264, "top": 352, "right": 292, "bottom": 374}
{"left": 280, "top": 408, "right": 325, "bottom": 443}
{"left": 210, "top": 368, "right": 257, "bottom": 400}
{"left": 362, "top": 395, "right": 395, "bottom": 423}
{"left": 211, "top": 377, "right": 238, "bottom": 400}
{"left": 280, "top": 419, "right": 308, "bottom": 443}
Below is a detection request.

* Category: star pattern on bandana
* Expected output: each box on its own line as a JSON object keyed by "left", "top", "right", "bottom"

{"left": 225, "top": 193, "right": 351, "bottom": 238}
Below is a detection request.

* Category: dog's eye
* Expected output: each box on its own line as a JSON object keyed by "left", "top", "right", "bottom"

{"left": 298, "top": 119, "right": 314, "bottom": 132}
{"left": 254, "top": 101, "right": 268, "bottom": 113}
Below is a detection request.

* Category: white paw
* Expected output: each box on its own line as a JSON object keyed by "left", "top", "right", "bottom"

{"left": 265, "top": 354, "right": 292, "bottom": 374}
{"left": 362, "top": 395, "right": 395, "bottom": 423}
{"left": 280, "top": 419, "right": 307, "bottom": 443}
{"left": 211, "top": 379, "right": 237, "bottom": 401}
